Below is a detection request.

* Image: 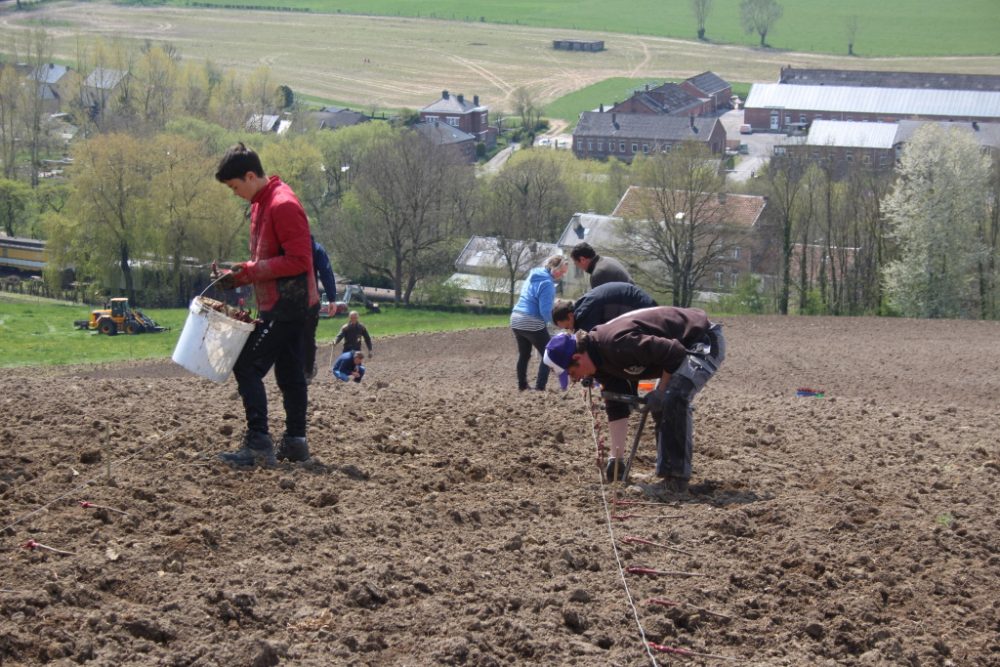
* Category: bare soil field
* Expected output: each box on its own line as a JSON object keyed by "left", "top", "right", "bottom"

{"left": 1, "top": 315, "right": 999, "bottom": 666}
{"left": 2, "top": 2, "right": 1000, "bottom": 111}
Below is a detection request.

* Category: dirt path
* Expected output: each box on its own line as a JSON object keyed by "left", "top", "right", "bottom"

{"left": 2, "top": 315, "right": 998, "bottom": 665}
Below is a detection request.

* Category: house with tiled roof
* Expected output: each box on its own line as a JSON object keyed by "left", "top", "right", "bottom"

{"left": 612, "top": 186, "right": 774, "bottom": 295}
{"left": 610, "top": 82, "right": 707, "bottom": 117}
{"left": 19, "top": 63, "right": 78, "bottom": 114}
{"left": 572, "top": 112, "right": 726, "bottom": 163}
{"left": 447, "top": 235, "right": 559, "bottom": 303}
{"left": 306, "top": 106, "right": 368, "bottom": 131}
{"left": 413, "top": 119, "right": 477, "bottom": 163}
{"left": 81, "top": 67, "right": 127, "bottom": 116}
{"left": 420, "top": 90, "right": 496, "bottom": 150}
{"left": 680, "top": 71, "right": 733, "bottom": 112}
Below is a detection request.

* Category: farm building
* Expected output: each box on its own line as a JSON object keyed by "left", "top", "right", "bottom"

{"left": 774, "top": 118, "right": 1000, "bottom": 176}
{"left": 610, "top": 83, "right": 707, "bottom": 117}
{"left": 572, "top": 112, "right": 727, "bottom": 162}
{"left": 681, "top": 71, "right": 733, "bottom": 113}
{"left": 743, "top": 83, "right": 1000, "bottom": 133}
{"left": 552, "top": 39, "right": 604, "bottom": 52}
{"left": 779, "top": 67, "right": 1000, "bottom": 92}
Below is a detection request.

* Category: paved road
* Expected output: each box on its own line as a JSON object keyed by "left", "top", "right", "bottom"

{"left": 720, "top": 109, "right": 785, "bottom": 183}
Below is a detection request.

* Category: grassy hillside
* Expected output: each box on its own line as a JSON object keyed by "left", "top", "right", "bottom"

{"left": 171, "top": 0, "right": 1000, "bottom": 57}
{"left": 0, "top": 298, "right": 509, "bottom": 368}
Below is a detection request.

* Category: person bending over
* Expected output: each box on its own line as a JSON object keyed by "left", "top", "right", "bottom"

{"left": 544, "top": 306, "right": 725, "bottom": 496}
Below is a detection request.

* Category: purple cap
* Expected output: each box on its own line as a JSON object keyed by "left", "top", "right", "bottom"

{"left": 543, "top": 333, "right": 577, "bottom": 373}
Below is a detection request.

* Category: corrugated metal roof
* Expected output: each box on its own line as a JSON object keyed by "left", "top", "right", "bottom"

{"left": 805, "top": 120, "right": 899, "bottom": 149}
{"left": 746, "top": 83, "right": 1000, "bottom": 119}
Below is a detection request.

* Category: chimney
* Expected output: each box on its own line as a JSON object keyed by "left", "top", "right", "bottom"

{"left": 612, "top": 112, "right": 616, "bottom": 125}
{"left": 442, "top": 90, "right": 449, "bottom": 100}
{"left": 457, "top": 94, "right": 464, "bottom": 104}
{"left": 972, "top": 121, "right": 980, "bottom": 131}
{"left": 473, "top": 95, "right": 479, "bottom": 106}
{"left": 690, "top": 115, "right": 695, "bottom": 129}
{"left": 599, "top": 103, "right": 604, "bottom": 113}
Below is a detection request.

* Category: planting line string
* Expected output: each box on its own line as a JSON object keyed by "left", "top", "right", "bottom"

{"left": 586, "top": 389, "right": 659, "bottom": 667}
{"left": 1, "top": 424, "right": 184, "bottom": 536}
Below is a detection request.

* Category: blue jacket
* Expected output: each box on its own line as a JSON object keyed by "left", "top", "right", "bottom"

{"left": 312, "top": 238, "right": 337, "bottom": 302}
{"left": 512, "top": 267, "right": 557, "bottom": 325}
{"left": 333, "top": 351, "right": 365, "bottom": 382}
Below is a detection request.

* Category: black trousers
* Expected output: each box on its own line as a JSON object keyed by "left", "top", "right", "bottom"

{"left": 233, "top": 318, "right": 308, "bottom": 438}
{"left": 511, "top": 326, "right": 551, "bottom": 390}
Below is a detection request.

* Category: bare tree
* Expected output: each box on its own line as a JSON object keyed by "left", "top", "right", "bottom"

{"left": 512, "top": 87, "right": 541, "bottom": 136}
{"left": 762, "top": 151, "right": 807, "bottom": 314}
{"left": 338, "top": 129, "right": 473, "bottom": 303}
{"left": 480, "top": 165, "right": 556, "bottom": 308}
{"left": 691, "top": 0, "right": 713, "bottom": 40}
{"left": 740, "top": 0, "right": 783, "bottom": 47}
{"left": 618, "top": 143, "right": 734, "bottom": 307}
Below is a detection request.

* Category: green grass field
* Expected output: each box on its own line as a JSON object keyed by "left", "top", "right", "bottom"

{"left": 0, "top": 298, "right": 509, "bottom": 368}
{"left": 170, "top": 0, "right": 1000, "bottom": 57}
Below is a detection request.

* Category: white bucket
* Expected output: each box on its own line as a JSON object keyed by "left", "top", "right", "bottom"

{"left": 171, "top": 296, "right": 255, "bottom": 383}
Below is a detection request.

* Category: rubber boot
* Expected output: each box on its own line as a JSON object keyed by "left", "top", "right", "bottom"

{"left": 219, "top": 431, "right": 277, "bottom": 468}
{"left": 605, "top": 458, "right": 626, "bottom": 482}
{"left": 276, "top": 434, "right": 310, "bottom": 463}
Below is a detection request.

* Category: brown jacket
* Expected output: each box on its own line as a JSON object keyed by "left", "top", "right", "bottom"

{"left": 587, "top": 306, "right": 710, "bottom": 381}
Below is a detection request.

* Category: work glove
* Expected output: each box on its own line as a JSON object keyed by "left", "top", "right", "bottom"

{"left": 214, "top": 263, "right": 245, "bottom": 290}
{"left": 644, "top": 389, "right": 668, "bottom": 420}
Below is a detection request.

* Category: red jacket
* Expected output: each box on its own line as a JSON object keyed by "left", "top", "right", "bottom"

{"left": 232, "top": 176, "right": 319, "bottom": 319}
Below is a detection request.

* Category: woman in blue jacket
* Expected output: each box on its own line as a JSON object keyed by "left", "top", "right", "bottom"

{"left": 510, "top": 255, "right": 568, "bottom": 391}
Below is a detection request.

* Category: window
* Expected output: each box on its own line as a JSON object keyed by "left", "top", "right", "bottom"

{"left": 731, "top": 272, "right": 739, "bottom": 288}
{"left": 733, "top": 246, "right": 741, "bottom": 260}
{"left": 445, "top": 116, "right": 460, "bottom": 127}
{"left": 642, "top": 143, "right": 649, "bottom": 154}
{"left": 846, "top": 153, "right": 854, "bottom": 163}
{"left": 587, "top": 141, "right": 593, "bottom": 151}
{"left": 619, "top": 142, "right": 625, "bottom": 152}
{"left": 597, "top": 141, "right": 603, "bottom": 151}
{"left": 799, "top": 114, "right": 807, "bottom": 124}
{"left": 862, "top": 154, "right": 871, "bottom": 165}
{"left": 785, "top": 113, "right": 792, "bottom": 125}
{"left": 631, "top": 143, "right": 638, "bottom": 153}
{"left": 715, "top": 272, "right": 724, "bottom": 287}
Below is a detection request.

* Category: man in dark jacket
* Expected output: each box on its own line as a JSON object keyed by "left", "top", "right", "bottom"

{"left": 214, "top": 143, "right": 320, "bottom": 467}
{"left": 544, "top": 306, "right": 725, "bottom": 495}
{"left": 304, "top": 236, "right": 338, "bottom": 383}
{"left": 551, "top": 282, "right": 657, "bottom": 481}
{"left": 334, "top": 311, "right": 373, "bottom": 356}
{"left": 570, "top": 242, "right": 633, "bottom": 288}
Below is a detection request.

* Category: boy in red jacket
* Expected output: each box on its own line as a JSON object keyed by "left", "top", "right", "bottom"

{"left": 214, "top": 143, "right": 320, "bottom": 467}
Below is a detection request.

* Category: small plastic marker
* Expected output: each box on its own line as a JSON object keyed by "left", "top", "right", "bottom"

{"left": 80, "top": 500, "right": 129, "bottom": 516}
